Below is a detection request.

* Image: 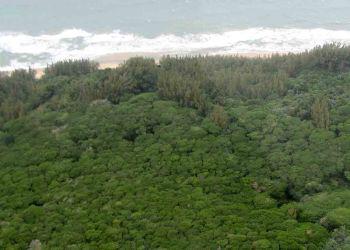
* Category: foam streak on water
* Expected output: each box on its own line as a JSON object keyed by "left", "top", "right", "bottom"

{"left": 1, "top": 28, "right": 350, "bottom": 70}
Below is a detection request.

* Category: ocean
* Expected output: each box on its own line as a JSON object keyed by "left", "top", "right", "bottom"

{"left": 1, "top": 0, "right": 350, "bottom": 70}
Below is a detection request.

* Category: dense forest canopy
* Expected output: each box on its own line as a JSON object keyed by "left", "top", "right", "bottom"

{"left": 1, "top": 44, "right": 350, "bottom": 249}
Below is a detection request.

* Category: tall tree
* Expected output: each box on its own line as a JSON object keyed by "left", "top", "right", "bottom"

{"left": 311, "top": 96, "right": 330, "bottom": 129}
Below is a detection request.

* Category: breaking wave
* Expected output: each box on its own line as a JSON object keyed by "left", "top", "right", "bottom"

{"left": 1, "top": 27, "right": 350, "bottom": 70}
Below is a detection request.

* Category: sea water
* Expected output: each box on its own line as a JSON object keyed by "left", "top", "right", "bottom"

{"left": 1, "top": 0, "right": 350, "bottom": 70}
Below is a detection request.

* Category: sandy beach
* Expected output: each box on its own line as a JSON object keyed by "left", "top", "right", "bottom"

{"left": 97, "top": 51, "right": 285, "bottom": 68}
{"left": 2, "top": 51, "right": 288, "bottom": 79}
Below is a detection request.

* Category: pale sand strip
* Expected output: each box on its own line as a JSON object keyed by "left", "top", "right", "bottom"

{"left": 2, "top": 51, "right": 289, "bottom": 79}
{"left": 97, "top": 51, "right": 287, "bottom": 69}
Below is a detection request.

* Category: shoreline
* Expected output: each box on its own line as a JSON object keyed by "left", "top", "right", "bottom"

{"left": 1, "top": 51, "right": 290, "bottom": 79}
{"left": 97, "top": 51, "right": 288, "bottom": 67}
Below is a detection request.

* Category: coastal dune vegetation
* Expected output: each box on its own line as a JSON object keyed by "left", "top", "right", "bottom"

{"left": 1, "top": 44, "right": 350, "bottom": 249}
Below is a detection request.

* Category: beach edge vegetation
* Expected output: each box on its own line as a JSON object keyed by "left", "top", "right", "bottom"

{"left": 1, "top": 44, "right": 350, "bottom": 249}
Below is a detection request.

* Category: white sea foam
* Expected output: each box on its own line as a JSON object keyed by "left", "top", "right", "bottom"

{"left": 1, "top": 28, "right": 350, "bottom": 70}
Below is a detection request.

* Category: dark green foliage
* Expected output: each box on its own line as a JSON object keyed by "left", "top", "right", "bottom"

{"left": 157, "top": 56, "right": 209, "bottom": 114}
{"left": 0, "top": 69, "right": 35, "bottom": 121}
{"left": 311, "top": 96, "right": 330, "bottom": 129}
{"left": 1, "top": 44, "right": 350, "bottom": 248}
{"left": 309, "top": 43, "right": 350, "bottom": 72}
{"left": 120, "top": 57, "right": 158, "bottom": 94}
{"left": 326, "top": 208, "right": 350, "bottom": 228}
{"left": 2, "top": 134, "right": 15, "bottom": 145}
{"left": 44, "top": 59, "right": 99, "bottom": 77}
{"left": 324, "top": 227, "right": 350, "bottom": 250}
{"left": 210, "top": 105, "right": 229, "bottom": 128}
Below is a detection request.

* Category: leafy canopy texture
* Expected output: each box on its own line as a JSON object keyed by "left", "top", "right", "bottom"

{"left": 1, "top": 44, "right": 350, "bottom": 249}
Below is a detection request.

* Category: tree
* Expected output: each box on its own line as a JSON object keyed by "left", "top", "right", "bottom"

{"left": 311, "top": 96, "right": 330, "bottom": 129}
{"left": 326, "top": 208, "right": 350, "bottom": 228}
{"left": 44, "top": 59, "right": 99, "bottom": 77}
{"left": 120, "top": 57, "right": 158, "bottom": 94}
{"left": 210, "top": 105, "right": 229, "bottom": 129}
